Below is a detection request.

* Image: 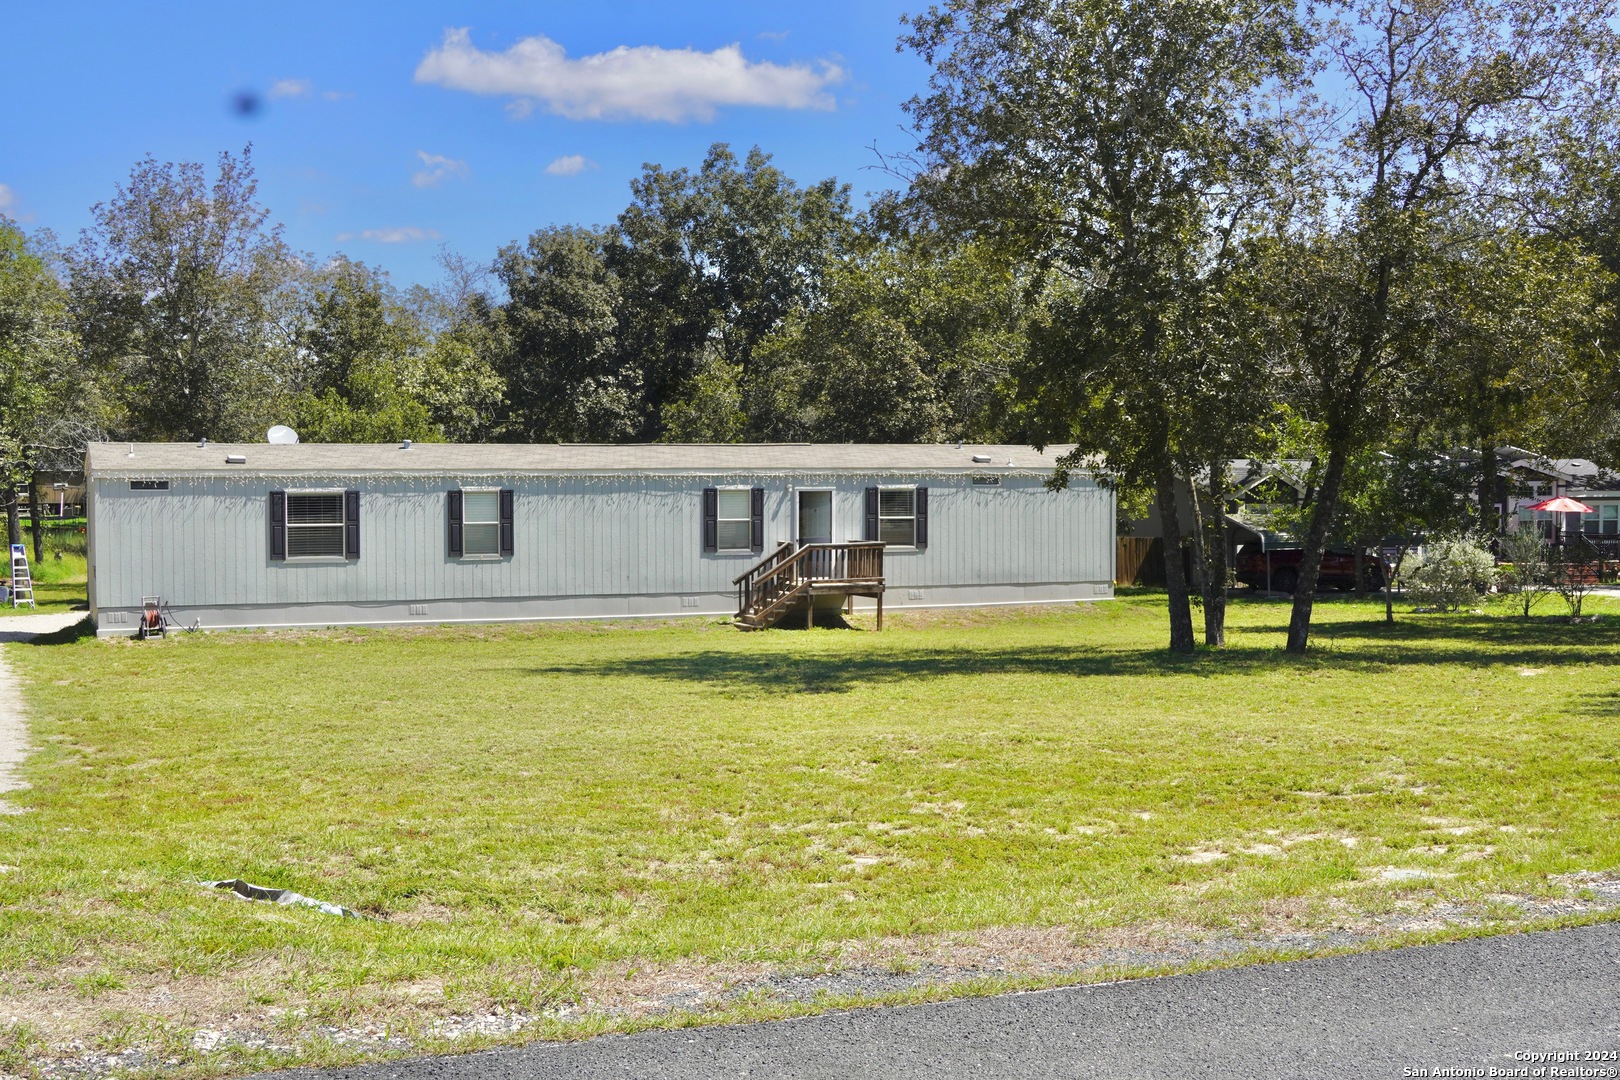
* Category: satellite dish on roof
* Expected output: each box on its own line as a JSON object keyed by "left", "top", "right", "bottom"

{"left": 267, "top": 425, "right": 299, "bottom": 445}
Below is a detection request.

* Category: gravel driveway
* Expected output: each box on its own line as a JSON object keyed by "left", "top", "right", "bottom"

{"left": 0, "top": 610, "right": 89, "bottom": 812}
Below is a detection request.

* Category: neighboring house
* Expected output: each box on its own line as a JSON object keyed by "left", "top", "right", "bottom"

{"left": 30, "top": 471, "right": 85, "bottom": 518}
{"left": 1497, "top": 448, "right": 1619, "bottom": 539}
{"left": 84, "top": 442, "right": 1116, "bottom": 637}
{"left": 1118, "top": 451, "right": 1620, "bottom": 586}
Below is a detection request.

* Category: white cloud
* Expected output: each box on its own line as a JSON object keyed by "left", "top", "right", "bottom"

{"left": 412, "top": 151, "right": 470, "bottom": 188}
{"left": 0, "top": 184, "right": 15, "bottom": 213}
{"left": 545, "top": 154, "right": 597, "bottom": 176}
{"left": 757, "top": 30, "right": 790, "bottom": 42}
{"left": 269, "top": 78, "right": 313, "bottom": 99}
{"left": 414, "top": 28, "right": 846, "bottom": 123}
{"left": 335, "top": 227, "right": 442, "bottom": 244}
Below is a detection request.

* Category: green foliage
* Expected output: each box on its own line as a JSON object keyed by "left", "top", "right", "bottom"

{"left": 1404, "top": 535, "right": 1496, "bottom": 612}
{"left": 0, "top": 219, "right": 80, "bottom": 490}
{"left": 68, "top": 148, "right": 297, "bottom": 441}
{"left": 1495, "top": 530, "right": 1553, "bottom": 618}
{"left": 286, "top": 257, "right": 439, "bottom": 443}
{"left": 1547, "top": 542, "right": 1603, "bottom": 617}
{"left": 749, "top": 239, "right": 1023, "bottom": 442}
{"left": 492, "top": 225, "right": 638, "bottom": 442}
{"left": 606, "top": 144, "right": 857, "bottom": 438}
{"left": 1265, "top": 0, "right": 1620, "bottom": 650}
{"left": 902, "top": 0, "right": 1306, "bottom": 652}
{"left": 660, "top": 346, "right": 746, "bottom": 442}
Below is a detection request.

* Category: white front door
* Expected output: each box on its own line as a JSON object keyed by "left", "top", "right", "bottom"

{"left": 797, "top": 490, "right": 832, "bottom": 546}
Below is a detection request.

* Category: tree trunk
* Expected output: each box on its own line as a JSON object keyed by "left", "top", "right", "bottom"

{"left": 1353, "top": 545, "right": 1367, "bottom": 600}
{"left": 1285, "top": 443, "right": 1350, "bottom": 654}
{"left": 28, "top": 470, "right": 42, "bottom": 566}
{"left": 1198, "top": 461, "right": 1227, "bottom": 647}
{"left": 4, "top": 491, "right": 19, "bottom": 550}
{"left": 1478, "top": 439, "right": 1497, "bottom": 536}
{"left": 1384, "top": 561, "right": 1395, "bottom": 623}
{"left": 1155, "top": 463, "right": 1196, "bottom": 654}
{"left": 1383, "top": 545, "right": 1407, "bottom": 625}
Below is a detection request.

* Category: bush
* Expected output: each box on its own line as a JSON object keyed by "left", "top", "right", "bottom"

{"left": 1404, "top": 534, "right": 1496, "bottom": 611}
{"left": 1495, "top": 530, "right": 1551, "bottom": 618}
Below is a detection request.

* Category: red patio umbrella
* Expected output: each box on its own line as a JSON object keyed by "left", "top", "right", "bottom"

{"left": 1524, "top": 496, "right": 1595, "bottom": 514}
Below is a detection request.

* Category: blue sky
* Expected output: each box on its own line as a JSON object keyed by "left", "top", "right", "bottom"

{"left": 0, "top": 1, "right": 928, "bottom": 287}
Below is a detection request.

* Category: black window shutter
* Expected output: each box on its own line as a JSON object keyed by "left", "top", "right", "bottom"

{"left": 447, "top": 489, "right": 463, "bottom": 556}
{"left": 269, "top": 491, "right": 286, "bottom": 560}
{"left": 750, "top": 487, "right": 764, "bottom": 551}
{"left": 864, "top": 487, "right": 879, "bottom": 541}
{"left": 916, "top": 486, "right": 929, "bottom": 548}
{"left": 702, "top": 487, "right": 718, "bottom": 552}
{"left": 344, "top": 490, "right": 360, "bottom": 559}
{"left": 499, "top": 488, "right": 515, "bottom": 556}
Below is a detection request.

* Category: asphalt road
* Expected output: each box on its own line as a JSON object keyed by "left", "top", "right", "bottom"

{"left": 268, "top": 923, "right": 1620, "bottom": 1080}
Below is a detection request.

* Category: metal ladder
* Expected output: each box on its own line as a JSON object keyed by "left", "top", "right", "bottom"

{"left": 10, "top": 544, "right": 34, "bottom": 609}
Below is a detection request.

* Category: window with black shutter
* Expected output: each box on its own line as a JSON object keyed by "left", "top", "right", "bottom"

{"left": 702, "top": 487, "right": 718, "bottom": 552}
{"left": 447, "top": 489, "right": 464, "bottom": 556}
{"left": 457, "top": 490, "right": 501, "bottom": 556}
{"left": 281, "top": 492, "right": 346, "bottom": 558}
{"left": 450, "top": 487, "right": 514, "bottom": 558}
{"left": 499, "top": 488, "right": 515, "bottom": 555}
{"left": 915, "top": 486, "right": 929, "bottom": 548}
{"left": 344, "top": 490, "right": 360, "bottom": 559}
{"left": 269, "top": 491, "right": 287, "bottom": 560}
{"left": 875, "top": 486, "right": 919, "bottom": 547}
{"left": 750, "top": 486, "right": 764, "bottom": 551}
{"left": 715, "top": 490, "right": 751, "bottom": 550}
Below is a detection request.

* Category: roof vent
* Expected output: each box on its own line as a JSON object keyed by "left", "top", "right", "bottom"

{"left": 267, "top": 425, "right": 299, "bottom": 445}
{"left": 971, "top": 454, "right": 992, "bottom": 464}
{"left": 225, "top": 454, "right": 247, "bottom": 465}
{"left": 401, "top": 439, "right": 413, "bottom": 449}
{"left": 198, "top": 437, "right": 208, "bottom": 448}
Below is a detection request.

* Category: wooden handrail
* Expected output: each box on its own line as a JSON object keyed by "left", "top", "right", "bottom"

{"left": 733, "top": 540, "right": 795, "bottom": 586}
{"left": 735, "top": 541, "right": 886, "bottom": 620}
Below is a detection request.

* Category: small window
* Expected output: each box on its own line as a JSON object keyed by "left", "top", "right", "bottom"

{"left": 462, "top": 491, "right": 500, "bottom": 556}
{"left": 129, "top": 480, "right": 169, "bottom": 491}
{"left": 716, "top": 489, "right": 752, "bottom": 551}
{"left": 971, "top": 474, "right": 1002, "bottom": 487}
{"left": 286, "top": 493, "right": 346, "bottom": 557}
{"left": 1604, "top": 505, "right": 1619, "bottom": 535}
{"left": 879, "top": 487, "right": 917, "bottom": 547}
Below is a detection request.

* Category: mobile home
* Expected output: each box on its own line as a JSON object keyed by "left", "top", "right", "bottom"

{"left": 84, "top": 442, "right": 1115, "bottom": 636}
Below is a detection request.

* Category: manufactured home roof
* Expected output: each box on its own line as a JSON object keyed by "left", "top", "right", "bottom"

{"left": 87, "top": 442, "right": 1082, "bottom": 478}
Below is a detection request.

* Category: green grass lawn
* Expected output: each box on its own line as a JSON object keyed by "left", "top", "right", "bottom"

{"left": 3, "top": 595, "right": 1619, "bottom": 1073}
{"left": 0, "top": 550, "right": 86, "bottom": 616}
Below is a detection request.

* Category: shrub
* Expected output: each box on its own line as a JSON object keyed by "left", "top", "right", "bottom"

{"left": 1495, "top": 529, "right": 1551, "bottom": 618}
{"left": 1404, "top": 534, "right": 1496, "bottom": 611}
{"left": 1547, "top": 540, "right": 1602, "bottom": 617}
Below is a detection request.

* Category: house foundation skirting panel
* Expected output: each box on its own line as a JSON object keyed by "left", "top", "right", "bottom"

{"left": 94, "top": 582, "right": 1114, "bottom": 636}
{"left": 94, "top": 593, "right": 739, "bottom": 636}
{"left": 848, "top": 581, "right": 1113, "bottom": 612}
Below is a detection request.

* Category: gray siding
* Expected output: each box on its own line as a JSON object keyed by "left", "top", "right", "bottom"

{"left": 88, "top": 471, "right": 1112, "bottom": 631}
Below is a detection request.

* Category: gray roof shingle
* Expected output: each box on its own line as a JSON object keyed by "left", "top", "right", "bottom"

{"left": 87, "top": 442, "right": 1081, "bottom": 478}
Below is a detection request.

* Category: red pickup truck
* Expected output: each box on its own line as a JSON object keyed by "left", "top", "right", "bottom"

{"left": 1231, "top": 544, "right": 1383, "bottom": 593}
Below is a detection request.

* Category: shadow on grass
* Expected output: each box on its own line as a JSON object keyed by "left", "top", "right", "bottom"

{"left": 1568, "top": 688, "right": 1620, "bottom": 717}
{"left": 520, "top": 616, "right": 1620, "bottom": 695}
{"left": 20, "top": 615, "right": 96, "bottom": 646}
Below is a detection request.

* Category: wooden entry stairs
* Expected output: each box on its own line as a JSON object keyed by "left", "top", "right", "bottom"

{"left": 733, "top": 541, "right": 886, "bottom": 630}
